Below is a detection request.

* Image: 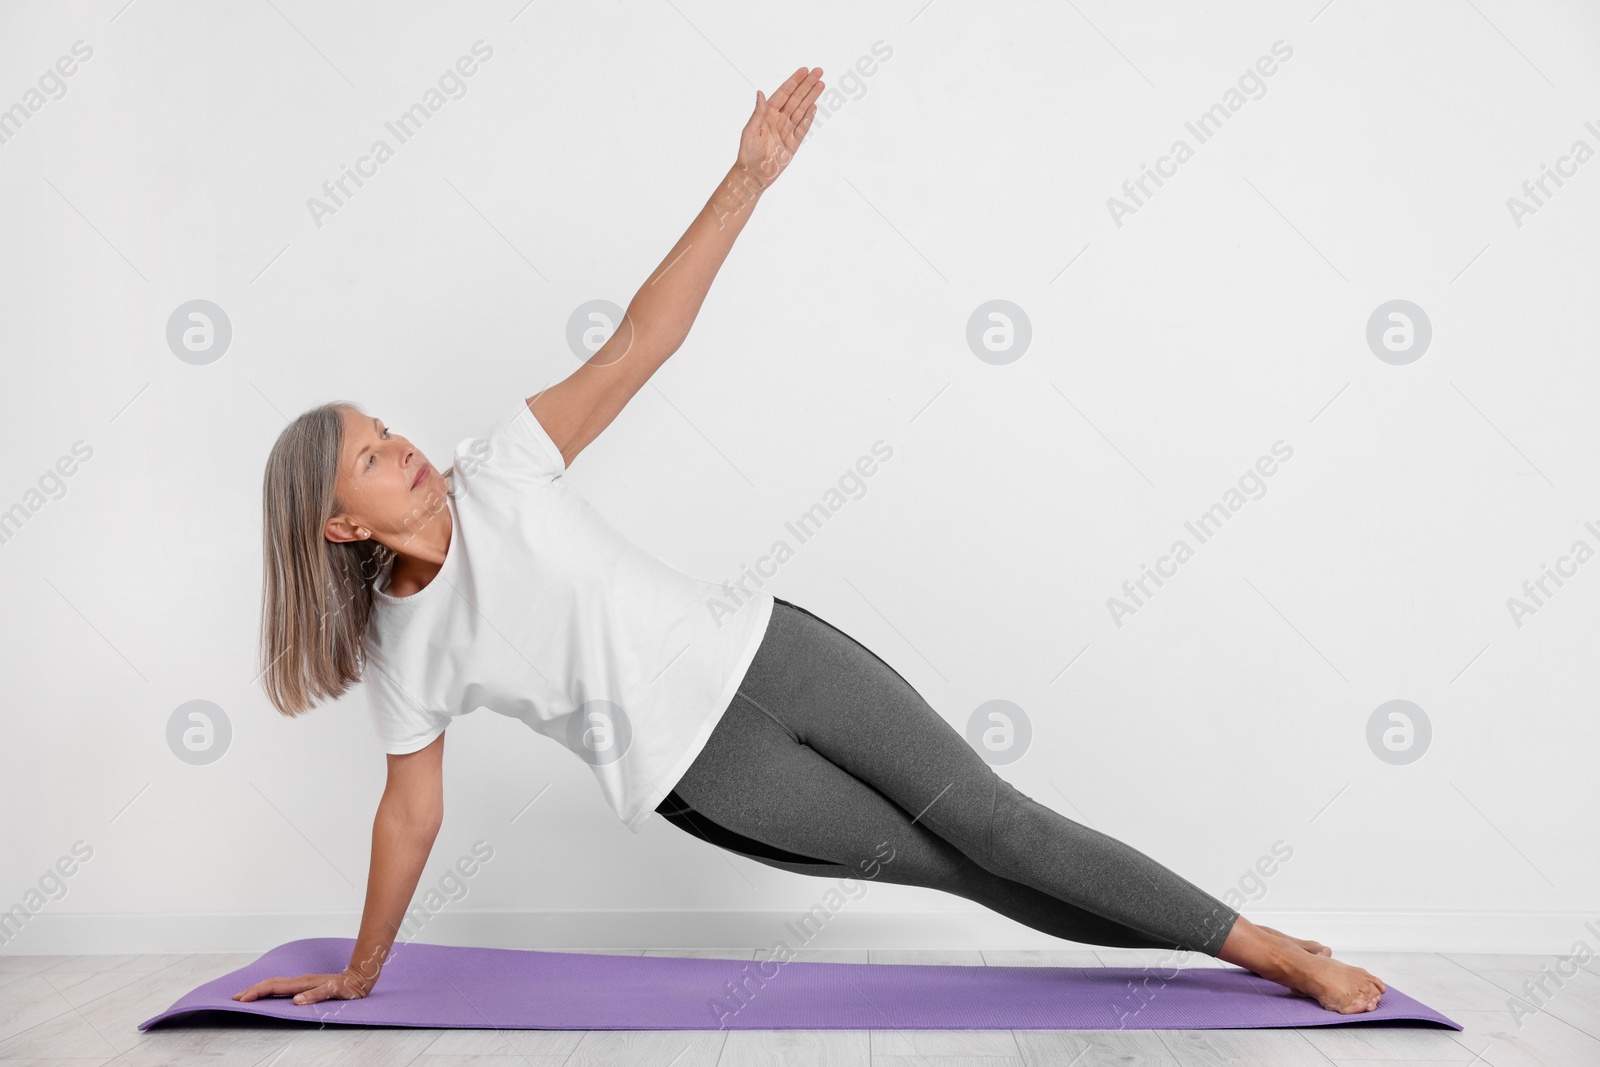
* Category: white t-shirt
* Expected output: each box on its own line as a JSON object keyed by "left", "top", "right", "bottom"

{"left": 362, "top": 396, "right": 775, "bottom": 833}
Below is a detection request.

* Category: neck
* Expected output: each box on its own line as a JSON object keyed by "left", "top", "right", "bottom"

{"left": 383, "top": 506, "right": 452, "bottom": 595}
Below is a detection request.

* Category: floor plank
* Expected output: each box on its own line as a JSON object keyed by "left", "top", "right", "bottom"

{"left": 0, "top": 957, "right": 74, "bottom": 991}
{"left": 1159, "top": 1027, "right": 1332, "bottom": 1065}
{"left": 874, "top": 1057, "right": 1026, "bottom": 1067}
{"left": 231, "top": 1025, "right": 439, "bottom": 1067}
{"left": 1438, "top": 1007, "right": 1600, "bottom": 1066}
{"left": 0, "top": 974, "right": 107, "bottom": 1053}
{"left": 564, "top": 1029, "right": 727, "bottom": 1066}
{"left": 786, "top": 949, "right": 870, "bottom": 964}
{"left": 867, "top": 949, "right": 987, "bottom": 966}
{"left": 717, "top": 1028, "right": 870, "bottom": 1066}
{"left": 980, "top": 949, "right": 1101, "bottom": 968}
{"left": 419, "top": 1025, "right": 583, "bottom": 1059}
{"left": 1460, "top": 971, "right": 1600, "bottom": 1043}
{"left": 1335, "top": 951, "right": 1521, "bottom": 1012}
{"left": 1297, "top": 1016, "right": 1502, "bottom": 1062}
{"left": 1013, "top": 1028, "right": 1179, "bottom": 1066}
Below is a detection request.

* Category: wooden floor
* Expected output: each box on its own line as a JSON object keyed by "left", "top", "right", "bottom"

{"left": 1, "top": 945, "right": 1595, "bottom": 1066}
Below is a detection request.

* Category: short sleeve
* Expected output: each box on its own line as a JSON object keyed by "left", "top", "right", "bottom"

{"left": 365, "top": 660, "right": 449, "bottom": 755}
{"left": 452, "top": 398, "right": 568, "bottom": 492}
{"left": 509, "top": 398, "right": 569, "bottom": 477}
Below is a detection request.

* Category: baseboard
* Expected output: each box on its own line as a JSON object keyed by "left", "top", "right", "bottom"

{"left": 5, "top": 908, "right": 1598, "bottom": 957}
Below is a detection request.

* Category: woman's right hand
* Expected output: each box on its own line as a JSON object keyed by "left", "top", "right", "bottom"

{"left": 232, "top": 968, "right": 373, "bottom": 1006}
{"left": 736, "top": 66, "right": 823, "bottom": 190}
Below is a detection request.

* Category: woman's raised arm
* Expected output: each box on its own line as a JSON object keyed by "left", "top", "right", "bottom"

{"left": 527, "top": 66, "right": 824, "bottom": 469}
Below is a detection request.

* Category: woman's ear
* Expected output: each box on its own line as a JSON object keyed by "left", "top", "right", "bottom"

{"left": 322, "top": 515, "right": 368, "bottom": 544}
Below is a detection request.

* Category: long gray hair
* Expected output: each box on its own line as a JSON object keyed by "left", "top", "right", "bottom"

{"left": 258, "top": 400, "right": 396, "bottom": 717}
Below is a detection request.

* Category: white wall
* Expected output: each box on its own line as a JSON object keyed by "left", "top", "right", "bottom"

{"left": 1, "top": 0, "right": 1596, "bottom": 956}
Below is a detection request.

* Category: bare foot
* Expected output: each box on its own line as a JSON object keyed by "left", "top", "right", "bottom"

{"left": 1218, "top": 917, "right": 1384, "bottom": 1014}
{"left": 1270, "top": 949, "right": 1387, "bottom": 1014}
{"left": 1256, "top": 924, "right": 1332, "bottom": 957}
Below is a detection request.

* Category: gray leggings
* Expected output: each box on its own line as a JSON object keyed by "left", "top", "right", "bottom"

{"left": 655, "top": 597, "right": 1241, "bottom": 956}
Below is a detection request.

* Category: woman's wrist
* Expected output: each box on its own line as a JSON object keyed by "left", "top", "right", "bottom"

{"left": 344, "top": 942, "right": 388, "bottom": 990}
{"left": 713, "top": 161, "right": 767, "bottom": 227}
{"left": 733, "top": 147, "right": 789, "bottom": 191}
{"left": 341, "top": 964, "right": 377, "bottom": 994}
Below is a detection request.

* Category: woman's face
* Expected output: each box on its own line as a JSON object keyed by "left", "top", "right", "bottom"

{"left": 324, "top": 408, "right": 445, "bottom": 552}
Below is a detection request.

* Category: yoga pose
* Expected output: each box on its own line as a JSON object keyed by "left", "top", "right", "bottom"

{"left": 235, "top": 67, "right": 1385, "bottom": 1016}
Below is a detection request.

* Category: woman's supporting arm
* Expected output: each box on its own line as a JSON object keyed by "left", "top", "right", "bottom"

{"left": 232, "top": 732, "right": 446, "bottom": 1005}
{"left": 527, "top": 66, "right": 824, "bottom": 468}
{"left": 340, "top": 765, "right": 446, "bottom": 995}
{"left": 344, "top": 733, "right": 447, "bottom": 991}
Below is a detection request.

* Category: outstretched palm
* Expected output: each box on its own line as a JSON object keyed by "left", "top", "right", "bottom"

{"left": 737, "top": 66, "right": 824, "bottom": 189}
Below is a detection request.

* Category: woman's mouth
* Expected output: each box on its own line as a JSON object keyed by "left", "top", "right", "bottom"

{"left": 411, "top": 463, "right": 429, "bottom": 489}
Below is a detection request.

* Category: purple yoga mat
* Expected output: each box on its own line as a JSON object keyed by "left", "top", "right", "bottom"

{"left": 139, "top": 937, "right": 1461, "bottom": 1031}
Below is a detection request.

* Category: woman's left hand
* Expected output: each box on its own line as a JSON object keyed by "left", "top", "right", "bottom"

{"left": 735, "top": 66, "right": 824, "bottom": 190}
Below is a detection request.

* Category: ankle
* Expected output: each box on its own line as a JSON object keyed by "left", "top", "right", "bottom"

{"left": 1217, "top": 918, "right": 1297, "bottom": 976}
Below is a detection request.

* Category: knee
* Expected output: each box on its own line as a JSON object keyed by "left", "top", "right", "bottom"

{"left": 987, "top": 777, "right": 1082, "bottom": 858}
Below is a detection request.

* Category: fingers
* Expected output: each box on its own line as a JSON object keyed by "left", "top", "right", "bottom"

{"left": 768, "top": 66, "right": 822, "bottom": 119}
{"left": 792, "top": 103, "right": 818, "bottom": 143}
{"left": 770, "top": 74, "right": 821, "bottom": 143}
{"left": 786, "top": 100, "right": 819, "bottom": 146}
{"left": 785, "top": 70, "right": 823, "bottom": 125}
{"left": 765, "top": 65, "right": 808, "bottom": 112}
{"left": 293, "top": 981, "right": 332, "bottom": 1006}
{"left": 788, "top": 73, "right": 825, "bottom": 123}
{"left": 230, "top": 973, "right": 353, "bottom": 1005}
{"left": 231, "top": 975, "right": 305, "bottom": 1001}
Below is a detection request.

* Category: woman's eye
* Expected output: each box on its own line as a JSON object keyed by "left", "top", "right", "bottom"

{"left": 364, "top": 428, "right": 390, "bottom": 469}
{"left": 367, "top": 429, "right": 389, "bottom": 467}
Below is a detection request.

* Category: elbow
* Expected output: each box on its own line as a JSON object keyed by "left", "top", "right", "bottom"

{"left": 629, "top": 320, "right": 685, "bottom": 360}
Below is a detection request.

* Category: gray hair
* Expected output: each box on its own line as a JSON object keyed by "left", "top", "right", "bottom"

{"left": 258, "top": 400, "right": 395, "bottom": 717}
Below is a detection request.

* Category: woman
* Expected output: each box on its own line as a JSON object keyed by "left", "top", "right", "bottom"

{"left": 235, "top": 67, "right": 1385, "bottom": 1017}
